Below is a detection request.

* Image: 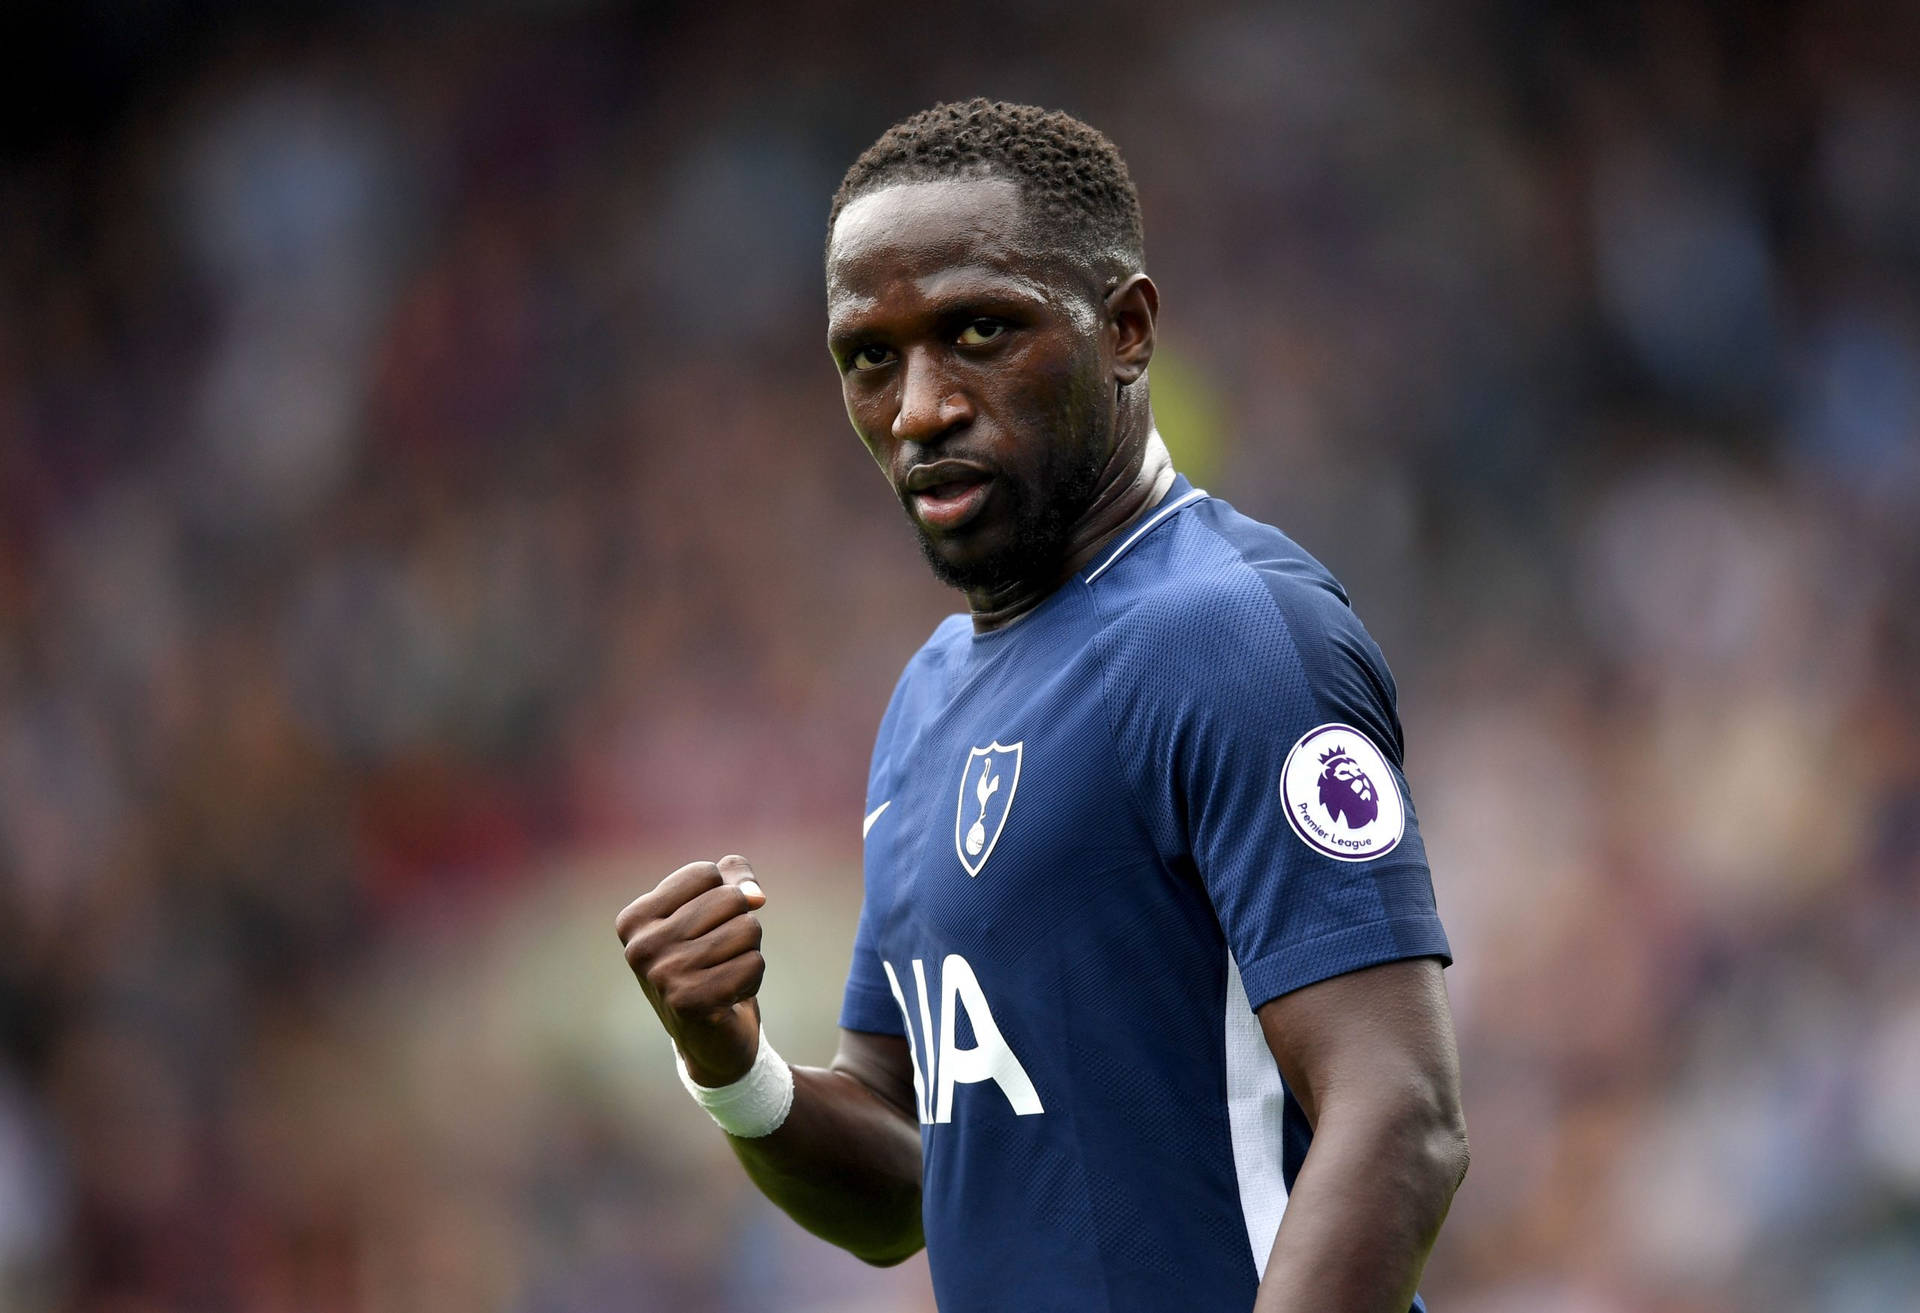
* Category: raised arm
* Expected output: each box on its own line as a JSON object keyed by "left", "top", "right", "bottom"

{"left": 615, "top": 856, "right": 924, "bottom": 1265}
{"left": 1252, "top": 957, "right": 1468, "bottom": 1312}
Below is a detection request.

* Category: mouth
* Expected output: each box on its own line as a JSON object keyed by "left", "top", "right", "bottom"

{"left": 904, "top": 463, "right": 995, "bottom": 533}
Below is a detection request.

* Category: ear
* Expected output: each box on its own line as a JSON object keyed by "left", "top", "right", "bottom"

{"left": 1106, "top": 273, "right": 1158, "bottom": 386}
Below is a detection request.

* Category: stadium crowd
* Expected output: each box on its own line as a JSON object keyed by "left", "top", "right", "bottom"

{"left": 1, "top": 2, "right": 1916, "bottom": 1310}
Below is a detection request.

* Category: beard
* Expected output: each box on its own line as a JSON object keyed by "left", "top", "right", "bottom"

{"left": 907, "top": 436, "right": 1109, "bottom": 592}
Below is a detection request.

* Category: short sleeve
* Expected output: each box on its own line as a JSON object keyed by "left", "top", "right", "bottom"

{"left": 838, "top": 887, "right": 906, "bottom": 1035}
{"left": 1097, "top": 567, "right": 1450, "bottom": 1013}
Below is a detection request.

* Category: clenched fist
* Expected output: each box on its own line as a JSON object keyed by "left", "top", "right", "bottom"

{"left": 616, "top": 854, "right": 768, "bottom": 1087}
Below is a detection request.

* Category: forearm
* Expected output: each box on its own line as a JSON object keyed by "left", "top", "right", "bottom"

{"left": 1252, "top": 1105, "right": 1468, "bottom": 1312}
{"left": 725, "top": 1063, "right": 925, "bottom": 1265}
{"left": 616, "top": 859, "right": 924, "bottom": 1263}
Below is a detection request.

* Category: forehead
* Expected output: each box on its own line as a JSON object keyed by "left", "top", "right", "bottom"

{"left": 826, "top": 178, "right": 1082, "bottom": 320}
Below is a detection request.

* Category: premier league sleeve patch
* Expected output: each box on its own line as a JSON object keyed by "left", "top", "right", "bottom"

{"left": 1280, "top": 723, "right": 1406, "bottom": 861}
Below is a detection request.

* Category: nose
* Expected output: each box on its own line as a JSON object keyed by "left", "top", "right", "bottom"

{"left": 892, "top": 348, "right": 972, "bottom": 445}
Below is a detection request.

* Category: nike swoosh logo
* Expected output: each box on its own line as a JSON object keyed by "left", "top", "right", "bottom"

{"left": 863, "top": 800, "right": 892, "bottom": 838}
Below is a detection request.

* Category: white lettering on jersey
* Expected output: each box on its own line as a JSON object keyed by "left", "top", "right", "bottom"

{"left": 935, "top": 954, "right": 1044, "bottom": 1120}
{"left": 881, "top": 953, "right": 1044, "bottom": 1124}
{"left": 880, "top": 960, "right": 931, "bottom": 1123}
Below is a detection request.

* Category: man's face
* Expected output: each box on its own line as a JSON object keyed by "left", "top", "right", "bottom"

{"left": 825, "top": 179, "right": 1115, "bottom": 591}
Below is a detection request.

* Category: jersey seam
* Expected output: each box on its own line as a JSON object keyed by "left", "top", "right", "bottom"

{"left": 1078, "top": 576, "right": 1186, "bottom": 874}
{"left": 1183, "top": 512, "right": 1404, "bottom": 938}
{"left": 1076, "top": 574, "right": 1197, "bottom": 1313}
{"left": 1077, "top": 513, "right": 1321, "bottom": 873}
{"left": 1081, "top": 555, "right": 1299, "bottom": 1307}
{"left": 1189, "top": 518, "right": 1408, "bottom": 762}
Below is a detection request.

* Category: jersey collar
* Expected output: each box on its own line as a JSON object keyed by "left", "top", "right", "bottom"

{"left": 1079, "top": 473, "right": 1207, "bottom": 585}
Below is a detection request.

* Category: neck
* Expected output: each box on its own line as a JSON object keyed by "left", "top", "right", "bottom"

{"left": 966, "top": 425, "right": 1176, "bottom": 633}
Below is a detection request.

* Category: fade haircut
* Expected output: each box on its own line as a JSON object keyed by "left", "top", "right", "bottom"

{"left": 829, "top": 99, "right": 1145, "bottom": 277}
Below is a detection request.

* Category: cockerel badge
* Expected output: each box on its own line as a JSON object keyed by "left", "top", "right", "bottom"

{"left": 955, "top": 741, "right": 1023, "bottom": 877}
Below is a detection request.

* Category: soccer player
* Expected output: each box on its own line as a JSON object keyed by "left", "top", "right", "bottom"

{"left": 616, "top": 100, "right": 1467, "bottom": 1312}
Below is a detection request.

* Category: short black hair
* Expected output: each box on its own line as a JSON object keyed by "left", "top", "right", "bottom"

{"left": 829, "top": 99, "right": 1145, "bottom": 276}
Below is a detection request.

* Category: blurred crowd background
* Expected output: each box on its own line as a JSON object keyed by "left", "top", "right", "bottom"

{"left": 2, "top": 1, "right": 1917, "bottom": 1309}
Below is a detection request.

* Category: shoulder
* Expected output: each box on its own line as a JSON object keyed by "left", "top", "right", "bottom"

{"left": 904, "top": 612, "right": 973, "bottom": 673}
{"left": 1088, "top": 494, "right": 1385, "bottom": 690}
{"left": 1083, "top": 494, "right": 1408, "bottom": 760}
{"left": 875, "top": 612, "right": 972, "bottom": 736}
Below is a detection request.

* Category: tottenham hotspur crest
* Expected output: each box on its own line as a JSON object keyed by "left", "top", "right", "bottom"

{"left": 955, "top": 742, "right": 1023, "bottom": 876}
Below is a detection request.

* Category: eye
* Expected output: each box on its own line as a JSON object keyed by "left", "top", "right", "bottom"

{"left": 957, "top": 320, "right": 1005, "bottom": 346}
{"left": 848, "top": 345, "right": 894, "bottom": 372}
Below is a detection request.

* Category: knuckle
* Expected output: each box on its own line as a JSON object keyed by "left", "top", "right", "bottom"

{"left": 665, "top": 977, "right": 718, "bottom": 1016}
{"left": 614, "top": 903, "right": 646, "bottom": 942}
{"left": 640, "top": 942, "right": 684, "bottom": 983}
{"left": 657, "top": 975, "right": 694, "bottom": 1012}
{"left": 623, "top": 926, "right": 662, "bottom": 968}
{"left": 736, "top": 952, "right": 767, "bottom": 996}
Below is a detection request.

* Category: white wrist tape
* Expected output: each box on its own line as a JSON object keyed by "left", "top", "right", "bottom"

{"left": 674, "top": 1027, "right": 795, "bottom": 1138}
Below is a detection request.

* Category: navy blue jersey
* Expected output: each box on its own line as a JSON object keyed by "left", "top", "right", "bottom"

{"left": 840, "top": 476, "right": 1450, "bottom": 1312}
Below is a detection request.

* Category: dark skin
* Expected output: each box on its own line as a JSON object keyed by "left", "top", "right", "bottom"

{"left": 617, "top": 178, "right": 1468, "bottom": 1306}
{"left": 826, "top": 178, "right": 1172, "bottom": 630}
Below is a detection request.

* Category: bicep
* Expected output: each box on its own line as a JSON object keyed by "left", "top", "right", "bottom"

{"left": 1254, "top": 957, "right": 1461, "bottom": 1132}
{"left": 830, "top": 1028, "right": 920, "bottom": 1125}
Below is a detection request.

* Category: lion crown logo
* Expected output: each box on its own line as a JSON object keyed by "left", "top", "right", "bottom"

{"left": 1316, "top": 745, "right": 1378, "bottom": 830}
